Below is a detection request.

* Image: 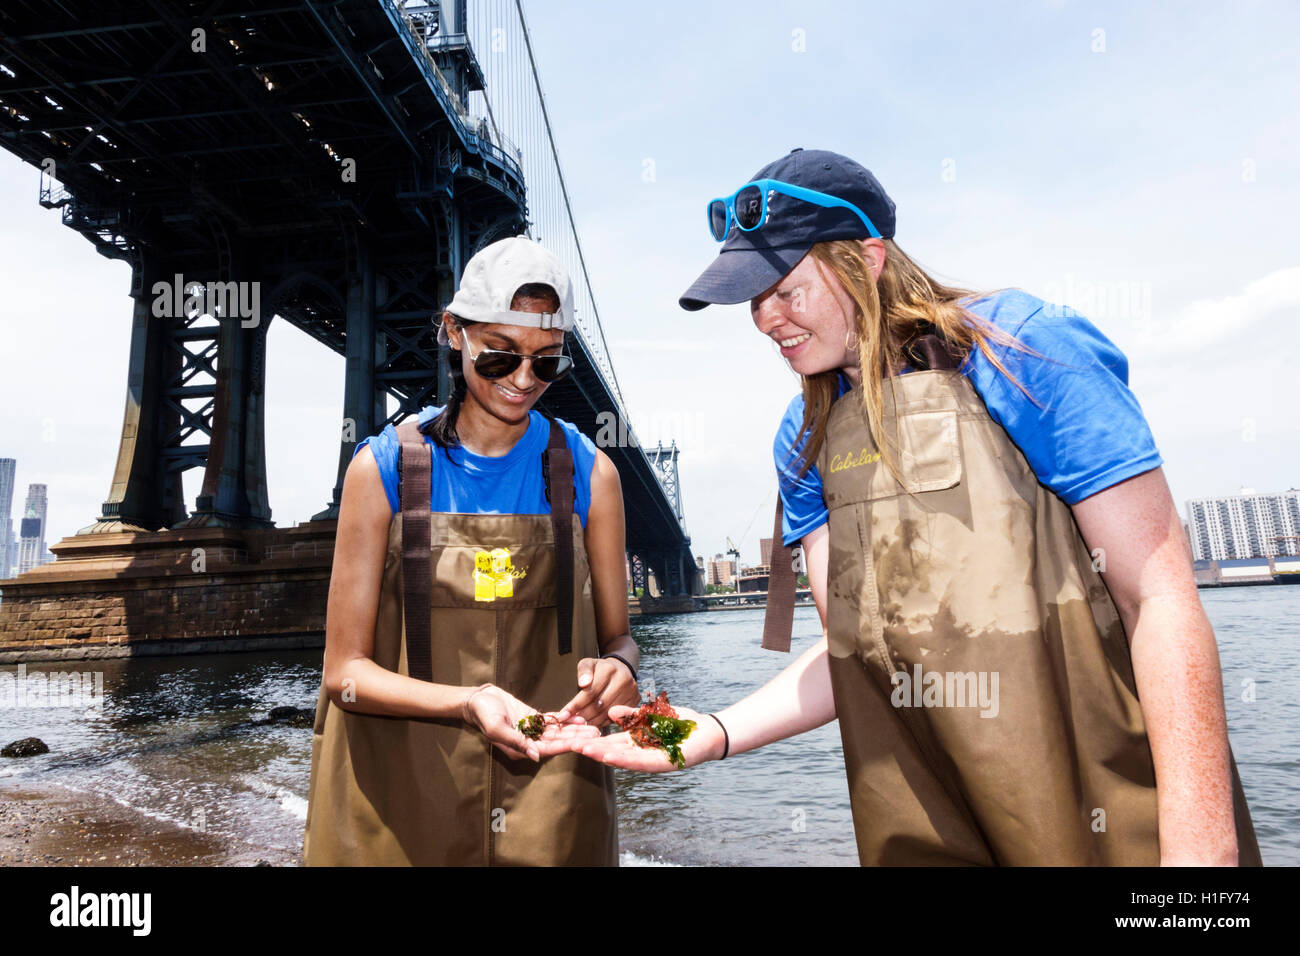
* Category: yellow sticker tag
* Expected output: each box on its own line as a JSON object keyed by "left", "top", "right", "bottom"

{"left": 471, "top": 548, "right": 526, "bottom": 601}
{"left": 473, "top": 551, "right": 496, "bottom": 602}
{"left": 491, "top": 547, "right": 514, "bottom": 598}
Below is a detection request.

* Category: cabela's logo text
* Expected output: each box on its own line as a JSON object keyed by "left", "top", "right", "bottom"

{"left": 829, "top": 448, "right": 882, "bottom": 473}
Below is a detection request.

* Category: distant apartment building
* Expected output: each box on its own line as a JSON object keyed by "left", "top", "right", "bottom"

{"left": 1185, "top": 488, "right": 1300, "bottom": 561}
{"left": 0, "top": 458, "right": 14, "bottom": 578}
{"left": 736, "top": 564, "right": 771, "bottom": 593}
{"left": 760, "top": 536, "right": 773, "bottom": 567}
{"left": 17, "top": 483, "right": 51, "bottom": 574}
{"left": 706, "top": 554, "right": 736, "bottom": 587}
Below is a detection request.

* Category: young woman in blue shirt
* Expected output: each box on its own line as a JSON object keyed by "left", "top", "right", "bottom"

{"left": 576, "top": 149, "right": 1261, "bottom": 866}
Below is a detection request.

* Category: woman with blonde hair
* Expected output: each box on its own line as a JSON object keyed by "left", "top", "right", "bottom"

{"left": 577, "top": 148, "right": 1262, "bottom": 866}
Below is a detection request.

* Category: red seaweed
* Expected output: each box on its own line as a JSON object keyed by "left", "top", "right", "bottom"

{"left": 616, "top": 692, "right": 695, "bottom": 768}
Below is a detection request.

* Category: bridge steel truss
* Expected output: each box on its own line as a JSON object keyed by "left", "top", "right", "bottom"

{"left": 0, "top": 0, "right": 698, "bottom": 595}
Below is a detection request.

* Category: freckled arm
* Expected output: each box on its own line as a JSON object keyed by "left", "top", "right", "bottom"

{"left": 1071, "top": 467, "right": 1239, "bottom": 866}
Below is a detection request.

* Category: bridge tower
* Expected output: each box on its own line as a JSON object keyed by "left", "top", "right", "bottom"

{"left": 633, "top": 440, "right": 703, "bottom": 600}
{"left": 647, "top": 442, "right": 683, "bottom": 521}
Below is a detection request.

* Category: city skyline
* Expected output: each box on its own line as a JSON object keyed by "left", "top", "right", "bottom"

{"left": 0, "top": 458, "right": 14, "bottom": 578}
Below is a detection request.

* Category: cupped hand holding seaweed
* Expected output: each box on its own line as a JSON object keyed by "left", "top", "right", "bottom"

{"left": 462, "top": 684, "right": 600, "bottom": 762}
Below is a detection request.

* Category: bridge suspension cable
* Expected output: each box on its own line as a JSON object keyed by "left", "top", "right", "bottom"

{"left": 396, "top": 0, "right": 627, "bottom": 415}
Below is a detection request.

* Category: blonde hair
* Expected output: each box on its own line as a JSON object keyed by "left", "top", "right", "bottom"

{"left": 786, "top": 238, "right": 1043, "bottom": 487}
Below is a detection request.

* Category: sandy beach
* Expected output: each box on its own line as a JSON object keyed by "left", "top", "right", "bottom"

{"left": 0, "top": 780, "right": 302, "bottom": 867}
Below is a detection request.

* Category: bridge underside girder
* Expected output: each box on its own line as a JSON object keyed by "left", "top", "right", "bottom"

{"left": 0, "top": 0, "right": 694, "bottom": 569}
{"left": 0, "top": 0, "right": 526, "bottom": 533}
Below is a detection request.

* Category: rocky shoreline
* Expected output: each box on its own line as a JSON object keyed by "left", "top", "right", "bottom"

{"left": 0, "top": 779, "right": 302, "bottom": 867}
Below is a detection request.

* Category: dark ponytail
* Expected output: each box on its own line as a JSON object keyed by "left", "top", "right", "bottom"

{"left": 428, "top": 316, "right": 478, "bottom": 452}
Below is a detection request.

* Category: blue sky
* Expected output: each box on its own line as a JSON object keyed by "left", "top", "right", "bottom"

{"left": 2, "top": 0, "right": 1298, "bottom": 565}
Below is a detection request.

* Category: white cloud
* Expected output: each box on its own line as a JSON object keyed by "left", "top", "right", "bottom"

{"left": 1121, "top": 268, "right": 1300, "bottom": 508}
{"left": 1138, "top": 267, "right": 1300, "bottom": 355}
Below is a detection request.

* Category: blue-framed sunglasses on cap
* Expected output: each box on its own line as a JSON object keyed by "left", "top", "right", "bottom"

{"left": 707, "top": 178, "right": 883, "bottom": 243}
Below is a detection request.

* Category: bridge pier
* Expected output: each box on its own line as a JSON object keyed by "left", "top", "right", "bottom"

{"left": 629, "top": 553, "right": 648, "bottom": 596}
{"left": 80, "top": 251, "right": 199, "bottom": 534}
{"left": 434, "top": 200, "right": 465, "bottom": 408}
{"left": 313, "top": 204, "right": 480, "bottom": 519}
{"left": 72, "top": 239, "right": 279, "bottom": 535}
{"left": 0, "top": 523, "right": 335, "bottom": 662}
{"left": 313, "top": 231, "right": 380, "bottom": 521}
{"left": 626, "top": 545, "right": 703, "bottom": 615}
{"left": 185, "top": 241, "right": 274, "bottom": 530}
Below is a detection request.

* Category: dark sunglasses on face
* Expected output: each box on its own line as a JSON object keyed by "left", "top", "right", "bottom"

{"left": 462, "top": 333, "right": 573, "bottom": 383}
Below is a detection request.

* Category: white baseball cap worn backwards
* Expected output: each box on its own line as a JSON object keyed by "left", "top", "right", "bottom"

{"left": 440, "top": 235, "right": 575, "bottom": 346}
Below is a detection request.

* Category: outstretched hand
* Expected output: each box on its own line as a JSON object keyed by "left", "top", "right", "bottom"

{"left": 573, "top": 703, "right": 724, "bottom": 771}
{"left": 463, "top": 684, "right": 601, "bottom": 762}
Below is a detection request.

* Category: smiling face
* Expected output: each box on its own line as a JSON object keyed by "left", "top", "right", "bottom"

{"left": 749, "top": 239, "right": 885, "bottom": 384}
{"left": 750, "top": 251, "right": 859, "bottom": 379}
{"left": 444, "top": 293, "right": 565, "bottom": 425}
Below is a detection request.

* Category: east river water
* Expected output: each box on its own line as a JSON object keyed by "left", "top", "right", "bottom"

{"left": 1, "top": 586, "right": 1295, "bottom": 865}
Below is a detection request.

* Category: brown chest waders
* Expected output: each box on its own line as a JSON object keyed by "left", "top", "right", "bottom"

{"left": 303, "top": 417, "right": 618, "bottom": 865}
{"left": 764, "top": 334, "right": 1261, "bottom": 865}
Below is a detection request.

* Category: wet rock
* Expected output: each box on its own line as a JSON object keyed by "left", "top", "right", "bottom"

{"left": 267, "top": 706, "right": 315, "bottom": 728}
{"left": 2, "top": 737, "right": 49, "bottom": 758}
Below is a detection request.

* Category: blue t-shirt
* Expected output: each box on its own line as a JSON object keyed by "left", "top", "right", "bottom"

{"left": 355, "top": 405, "right": 598, "bottom": 527}
{"left": 774, "top": 289, "right": 1163, "bottom": 546}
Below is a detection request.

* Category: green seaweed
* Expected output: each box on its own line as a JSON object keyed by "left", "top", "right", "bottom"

{"left": 647, "top": 714, "right": 696, "bottom": 769}
{"left": 517, "top": 714, "right": 545, "bottom": 740}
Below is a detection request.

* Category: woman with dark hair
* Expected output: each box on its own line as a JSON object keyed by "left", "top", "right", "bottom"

{"left": 303, "top": 236, "right": 638, "bottom": 865}
{"left": 575, "top": 149, "right": 1262, "bottom": 866}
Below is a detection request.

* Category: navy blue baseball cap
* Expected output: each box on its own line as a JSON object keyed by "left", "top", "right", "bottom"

{"left": 679, "top": 148, "right": 896, "bottom": 311}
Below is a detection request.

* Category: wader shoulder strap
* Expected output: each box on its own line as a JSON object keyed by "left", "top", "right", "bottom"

{"left": 542, "top": 418, "right": 575, "bottom": 656}
{"left": 396, "top": 418, "right": 434, "bottom": 682}
{"left": 758, "top": 327, "right": 969, "bottom": 651}
{"left": 761, "top": 493, "right": 796, "bottom": 653}
{"left": 903, "top": 325, "right": 967, "bottom": 372}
